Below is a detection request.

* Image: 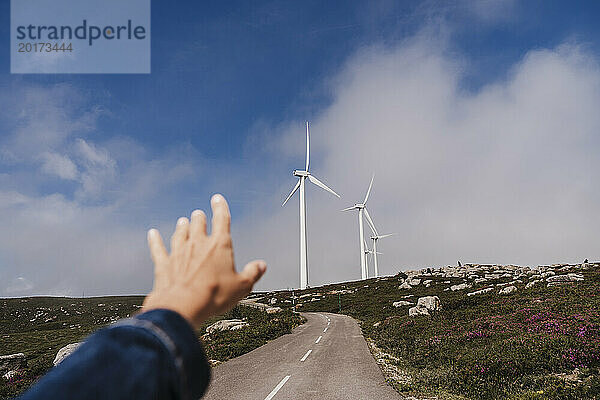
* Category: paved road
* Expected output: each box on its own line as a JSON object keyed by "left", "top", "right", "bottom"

{"left": 203, "top": 312, "right": 401, "bottom": 400}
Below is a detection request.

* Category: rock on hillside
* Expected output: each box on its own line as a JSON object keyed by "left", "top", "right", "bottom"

{"left": 0, "top": 353, "right": 26, "bottom": 376}
{"left": 409, "top": 296, "right": 441, "bottom": 317}
{"left": 53, "top": 343, "right": 82, "bottom": 366}
{"left": 407, "top": 261, "right": 590, "bottom": 297}
{"left": 417, "top": 296, "right": 441, "bottom": 311}
{"left": 408, "top": 306, "right": 430, "bottom": 316}
{"left": 206, "top": 319, "right": 249, "bottom": 334}
{"left": 499, "top": 285, "right": 517, "bottom": 295}
{"left": 547, "top": 273, "right": 584, "bottom": 286}
{"left": 392, "top": 300, "right": 413, "bottom": 307}
{"left": 467, "top": 287, "right": 493, "bottom": 296}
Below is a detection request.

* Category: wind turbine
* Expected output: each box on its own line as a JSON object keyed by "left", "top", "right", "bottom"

{"left": 282, "top": 121, "right": 340, "bottom": 290}
{"left": 370, "top": 233, "right": 395, "bottom": 278}
{"left": 342, "top": 174, "right": 377, "bottom": 280}
{"left": 364, "top": 239, "right": 382, "bottom": 279}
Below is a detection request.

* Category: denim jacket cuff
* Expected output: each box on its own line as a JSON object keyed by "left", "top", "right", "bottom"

{"left": 131, "top": 309, "right": 211, "bottom": 400}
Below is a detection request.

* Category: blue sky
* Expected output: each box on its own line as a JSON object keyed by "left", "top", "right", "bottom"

{"left": 3, "top": 1, "right": 600, "bottom": 166}
{"left": 1, "top": 1, "right": 600, "bottom": 296}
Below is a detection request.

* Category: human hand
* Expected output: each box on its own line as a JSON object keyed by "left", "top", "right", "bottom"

{"left": 142, "top": 194, "right": 267, "bottom": 328}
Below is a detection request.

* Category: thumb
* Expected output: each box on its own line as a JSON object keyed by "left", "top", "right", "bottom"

{"left": 239, "top": 260, "right": 267, "bottom": 290}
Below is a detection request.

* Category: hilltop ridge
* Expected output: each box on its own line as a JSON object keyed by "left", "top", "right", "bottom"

{"left": 262, "top": 262, "right": 600, "bottom": 400}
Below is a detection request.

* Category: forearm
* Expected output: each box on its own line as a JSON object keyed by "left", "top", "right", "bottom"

{"left": 19, "top": 309, "right": 211, "bottom": 400}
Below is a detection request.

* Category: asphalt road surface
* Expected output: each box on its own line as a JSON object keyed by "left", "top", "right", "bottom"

{"left": 203, "top": 312, "right": 402, "bottom": 400}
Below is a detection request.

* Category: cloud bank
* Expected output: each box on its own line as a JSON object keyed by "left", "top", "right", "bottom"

{"left": 2, "top": 31, "right": 600, "bottom": 296}
{"left": 238, "top": 36, "right": 600, "bottom": 290}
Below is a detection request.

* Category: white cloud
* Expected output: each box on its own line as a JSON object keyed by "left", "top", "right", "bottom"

{"left": 41, "top": 152, "right": 78, "bottom": 180}
{"left": 74, "top": 139, "right": 118, "bottom": 199}
{"left": 0, "top": 84, "right": 203, "bottom": 297}
{"left": 0, "top": 83, "right": 100, "bottom": 163}
{"left": 75, "top": 138, "right": 114, "bottom": 167}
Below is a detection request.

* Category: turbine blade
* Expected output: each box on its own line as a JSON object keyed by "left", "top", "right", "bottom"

{"left": 308, "top": 175, "right": 340, "bottom": 198}
{"left": 282, "top": 179, "right": 301, "bottom": 206}
{"left": 378, "top": 233, "right": 396, "bottom": 239}
{"left": 305, "top": 121, "right": 310, "bottom": 171}
{"left": 341, "top": 206, "right": 356, "bottom": 212}
{"left": 363, "top": 174, "right": 374, "bottom": 204}
{"left": 363, "top": 207, "right": 378, "bottom": 236}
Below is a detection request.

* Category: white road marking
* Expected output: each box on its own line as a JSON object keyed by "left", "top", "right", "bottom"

{"left": 315, "top": 335, "right": 322, "bottom": 344}
{"left": 300, "top": 349, "right": 312, "bottom": 362}
{"left": 264, "top": 375, "right": 290, "bottom": 400}
{"left": 327, "top": 320, "right": 330, "bottom": 325}
{"left": 323, "top": 326, "right": 328, "bottom": 333}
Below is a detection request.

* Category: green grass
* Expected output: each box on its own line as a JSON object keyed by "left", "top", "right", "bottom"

{"left": 0, "top": 296, "right": 303, "bottom": 399}
{"left": 289, "top": 266, "right": 600, "bottom": 399}
{"left": 200, "top": 305, "right": 304, "bottom": 362}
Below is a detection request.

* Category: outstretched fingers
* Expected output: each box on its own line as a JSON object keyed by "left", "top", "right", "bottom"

{"left": 211, "top": 194, "right": 231, "bottom": 237}
{"left": 147, "top": 228, "right": 168, "bottom": 266}
{"left": 238, "top": 260, "right": 267, "bottom": 292}
{"left": 171, "top": 217, "right": 190, "bottom": 252}
{"left": 190, "top": 209, "right": 207, "bottom": 240}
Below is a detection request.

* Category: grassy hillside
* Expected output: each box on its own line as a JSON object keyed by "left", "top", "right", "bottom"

{"left": 268, "top": 263, "right": 600, "bottom": 400}
{"left": 2, "top": 263, "right": 597, "bottom": 400}
{"left": 0, "top": 296, "right": 302, "bottom": 399}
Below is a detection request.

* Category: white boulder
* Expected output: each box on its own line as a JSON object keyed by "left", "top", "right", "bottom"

{"left": 53, "top": 343, "right": 81, "bottom": 366}
{"left": 525, "top": 280, "right": 541, "bottom": 289}
{"left": 417, "top": 296, "right": 441, "bottom": 311}
{"left": 499, "top": 286, "right": 517, "bottom": 295}
{"left": 398, "top": 281, "right": 412, "bottom": 290}
{"left": 408, "top": 306, "right": 429, "bottom": 316}
{"left": 0, "top": 353, "right": 27, "bottom": 375}
{"left": 206, "top": 319, "right": 249, "bottom": 334}
{"left": 2, "top": 370, "right": 21, "bottom": 381}
{"left": 546, "top": 273, "right": 584, "bottom": 285}
{"left": 408, "top": 296, "right": 441, "bottom": 317}
{"left": 467, "top": 287, "right": 493, "bottom": 297}
{"left": 392, "top": 301, "right": 413, "bottom": 307}
{"left": 450, "top": 283, "right": 471, "bottom": 291}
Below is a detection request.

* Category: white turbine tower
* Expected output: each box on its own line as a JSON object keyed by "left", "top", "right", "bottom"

{"left": 364, "top": 239, "right": 382, "bottom": 279}
{"left": 370, "top": 233, "right": 395, "bottom": 278}
{"left": 282, "top": 121, "right": 340, "bottom": 290}
{"left": 342, "top": 174, "right": 377, "bottom": 280}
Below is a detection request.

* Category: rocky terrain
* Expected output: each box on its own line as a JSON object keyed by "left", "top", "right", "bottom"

{"left": 275, "top": 261, "right": 599, "bottom": 399}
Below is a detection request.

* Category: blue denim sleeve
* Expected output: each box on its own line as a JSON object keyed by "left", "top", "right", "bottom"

{"left": 19, "top": 309, "right": 211, "bottom": 400}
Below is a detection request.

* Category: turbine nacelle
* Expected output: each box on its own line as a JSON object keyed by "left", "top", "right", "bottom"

{"left": 341, "top": 203, "right": 365, "bottom": 211}
{"left": 371, "top": 233, "right": 396, "bottom": 241}
{"left": 293, "top": 170, "right": 310, "bottom": 177}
